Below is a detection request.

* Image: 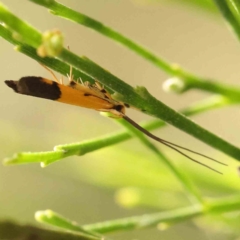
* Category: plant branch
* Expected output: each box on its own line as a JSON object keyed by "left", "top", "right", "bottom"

{"left": 3, "top": 95, "right": 232, "bottom": 166}
{"left": 0, "top": 221, "right": 100, "bottom": 240}
{"left": 1, "top": 3, "right": 240, "bottom": 162}
{"left": 29, "top": 0, "right": 174, "bottom": 74}
{"left": 36, "top": 194, "right": 240, "bottom": 234}
{"left": 0, "top": 25, "right": 96, "bottom": 84}
{"left": 0, "top": 3, "right": 42, "bottom": 46}
{"left": 83, "top": 194, "right": 240, "bottom": 233}
{"left": 29, "top": 0, "right": 240, "bottom": 99}
{"left": 213, "top": 0, "right": 240, "bottom": 40}
{"left": 35, "top": 210, "right": 102, "bottom": 239}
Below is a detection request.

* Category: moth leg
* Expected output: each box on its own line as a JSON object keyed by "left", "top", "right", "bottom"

{"left": 67, "top": 65, "right": 74, "bottom": 83}
{"left": 60, "top": 76, "right": 63, "bottom": 85}
{"left": 79, "top": 77, "right": 84, "bottom": 85}
{"left": 94, "top": 81, "right": 103, "bottom": 90}
{"left": 39, "top": 63, "right": 61, "bottom": 84}
{"left": 83, "top": 81, "right": 91, "bottom": 87}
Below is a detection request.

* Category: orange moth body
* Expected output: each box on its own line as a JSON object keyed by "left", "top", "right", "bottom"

{"left": 5, "top": 76, "right": 125, "bottom": 117}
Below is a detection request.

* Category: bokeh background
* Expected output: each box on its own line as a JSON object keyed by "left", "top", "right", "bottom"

{"left": 1, "top": 1, "right": 240, "bottom": 239}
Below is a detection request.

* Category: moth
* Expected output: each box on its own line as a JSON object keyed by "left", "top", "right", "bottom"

{"left": 5, "top": 66, "right": 226, "bottom": 174}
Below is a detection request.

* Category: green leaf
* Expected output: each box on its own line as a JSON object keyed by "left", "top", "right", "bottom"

{"left": 35, "top": 210, "right": 101, "bottom": 239}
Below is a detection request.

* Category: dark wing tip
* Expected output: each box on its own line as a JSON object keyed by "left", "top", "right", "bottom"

{"left": 5, "top": 77, "right": 61, "bottom": 100}
{"left": 4, "top": 80, "right": 19, "bottom": 93}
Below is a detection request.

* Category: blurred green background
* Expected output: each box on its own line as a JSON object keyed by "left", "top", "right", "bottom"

{"left": 1, "top": 0, "right": 240, "bottom": 239}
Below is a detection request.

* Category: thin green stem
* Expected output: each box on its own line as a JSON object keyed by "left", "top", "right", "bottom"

{"left": 180, "top": 72, "right": 240, "bottom": 101}
{"left": 47, "top": 49, "right": 240, "bottom": 162}
{"left": 213, "top": 0, "right": 240, "bottom": 40}
{"left": 31, "top": 194, "right": 240, "bottom": 235}
{"left": 0, "top": 3, "right": 42, "bottom": 46}
{"left": 35, "top": 210, "right": 101, "bottom": 239}
{"left": 3, "top": 95, "right": 232, "bottom": 166}
{"left": 226, "top": 0, "right": 240, "bottom": 24}
{"left": 0, "top": 24, "right": 96, "bottom": 84}
{"left": 82, "top": 194, "right": 240, "bottom": 233}
{"left": 29, "top": 0, "right": 240, "bottom": 99}
{"left": 29, "top": 0, "right": 174, "bottom": 74}
{"left": 134, "top": 87, "right": 240, "bottom": 161}
{"left": 83, "top": 206, "right": 202, "bottom": 233}
{"left": 1, "top": 3, "right": 240, "bottom": 162}
{"left": 168, "top": 0, "right": 217, "bottom": 13}
{"left": 58, "top": 50, "right": 143, "bottom": 106}
{"left": 0, "top": 221, "right": 99, "bottom": 240}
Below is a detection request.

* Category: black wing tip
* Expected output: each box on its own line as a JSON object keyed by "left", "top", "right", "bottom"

{"left": 19, "top": 76, "right": 43, "bottom": 81}
{"left": 5, "top": 80, "right": 19, "bottom": 92}
{"left": 5, "top": 77, "right": 44, "bottom": 94}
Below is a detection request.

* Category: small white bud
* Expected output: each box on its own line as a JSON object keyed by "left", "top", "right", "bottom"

{"left": 162, "top": 77, "right": 186, "bottom": 93}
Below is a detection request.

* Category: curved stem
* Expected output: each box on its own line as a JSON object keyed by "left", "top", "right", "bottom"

{"left": 82, "top": 194, "right": 240, "bottom": 233}
{"left": 3, "top": 95, "right": 233, "bottom": 166}
{"left": 1, "top": 2, "right": 240, "bottom": 162}
{"left": 30, "top": 0, "right": 240, "bottom": 99}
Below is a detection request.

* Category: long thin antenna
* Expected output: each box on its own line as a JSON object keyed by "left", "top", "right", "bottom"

{"left": 123, "top": 115, "right": 227, "bottom": 174}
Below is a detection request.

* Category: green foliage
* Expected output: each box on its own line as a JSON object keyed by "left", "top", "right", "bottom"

{"left": 1, "top": 0, "right": 240, "bottom": 239}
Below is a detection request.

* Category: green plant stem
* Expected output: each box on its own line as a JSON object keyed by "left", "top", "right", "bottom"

{"left": 180, "top": 73, "right": 240, "bottom": 101}
{"left": 116, "top": 117, "right": 203, "bottom": 205}
{"left": 0, "top": 25, "right": 96, "bottom": 84}
{"left": 84, "top": 206, "right": 201, "bottom": 233}
{"left": 18, "top": 48, "right": 240, "bottom": 161}
{"left": 213, "top": 0, "right": 240, "bottom": 40}
{"left": 167, "top": 0, "right": 217, "bottom": 13}
{"left": 134, "top": 87, "right": 240, "bottom": 161}
{"left": 29, "top": 0, "right": 240, "bottom": 100}
{"left": 35, "top": 210, "right": 101, "bottom": 239}
{"left": 1, "top": 3, "right": 240, "bottom": 162}
{"left": 3, "top": 95, "right": 232, "bottom": 166}
{"left": 32, "top": 194, "right": 240, "bottom": 235}
{"left": 29, "top": 0, "right": 173, "bottom": 74}
{"left": 82, "top": 194, "right": 240, "bottom": 233}
{"left": 226, "top": 0, "right": 240, "bottom": 24}
{"left": 0, "top": 3, "right": 42, "bottom": 46}
{"left": 0, "top": 221, "right": 99, "bottom": 240}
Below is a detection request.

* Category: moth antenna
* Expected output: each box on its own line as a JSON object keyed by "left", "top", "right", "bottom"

{"left": 156, "top": 139, "right": 223, "bottom": 174}
{"left": 122, "top": 115, "right": 226, "bottom": 174}
{"left": 156, "top": 137, "right": 227, "bottom": 166}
